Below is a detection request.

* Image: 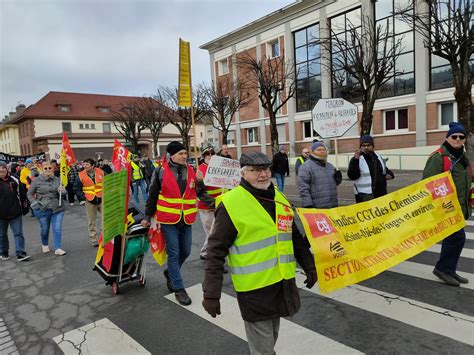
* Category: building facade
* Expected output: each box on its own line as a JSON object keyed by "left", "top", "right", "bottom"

{"left": 200, "top": 0, "right": 472, "bottom": 159}
{"left": 5, "top": 91, "right": 205, "bottom": 161}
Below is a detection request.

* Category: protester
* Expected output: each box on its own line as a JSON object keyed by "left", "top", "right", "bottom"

{"left": 142, "top": 141, "right": 204, "bottom": 306}
{"left": 217, "top": 144, "right": 232, "bottom": 159}
{"left": 28, "top": 161, "right": 67, "bottom": 256}
{"left": 347, "top": 135, "right": 394, "bottom": 203}
{"left": 298, "top": 141, "right": 342, "bottom": 208}
{"left": 67, "top": 162, "right": 85, "bottom": 206}
{"left": 131, "top": 155, "right": 148, "bottom": 204}
{"left": 202, "top": 151, "right": 317, "bottom": 354}
{"left": 423, "top": 122, "right": 472, "bottom": 287}
{"left": 271, "top": 145, "right": 290, "bottom": 192}
{"left": 74, "top": 158, "right": 103, "bottom": 247}
{"left": 142, "top": 154, "right": 156, "bottom": 190}
{"left": 98, "top": 159, "right": 113, "bottom": 175}
{"left": 20, "top": 158, "right": 39, "bottom": 190}
{"left": 0, "top": 161, "right": 31, "bottom": 261}
{"left": 196, "top": 146, "right": 222, "bottom": 260}
{"left": 295, "top": 147, "right": 310, "bottom": 176}
{"left": 50, "top": 159, "right": 60, "bottom": 177}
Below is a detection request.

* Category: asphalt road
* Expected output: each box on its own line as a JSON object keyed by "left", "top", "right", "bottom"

{"left": 1, "top": 170, "right": 473, "bottom": 354}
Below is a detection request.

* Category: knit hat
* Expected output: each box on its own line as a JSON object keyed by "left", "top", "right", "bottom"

{"left": 240, "top": 151, "right": 272, "bottom": 168}
{"left": 446, "top": 122, "right": 466, "bottom": 138}
{"left": 279, "top": 145, "right": 286, "bottom": 151}
{"left": 201, "top": 146, "right": 215, "bottom": 156}
{"left": 360, "top": 135, "right": 374, "bottom": 146}
{"left": 311, "top": 141, "right": 325, "bottom": 151}
{"left": 25, "top": 159, "right": 33, "bottom": 164}
{"left": 0, "top": 161, "right": 6, "bottom": 168}
{"left": 166, "top": 141, "right": 186, "bottom": 156}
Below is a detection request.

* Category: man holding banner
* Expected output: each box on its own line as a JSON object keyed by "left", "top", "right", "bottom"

{"left": 202, "top": 151, "right": 316, "bottom": 355}
{"left": 423, "top": 122, "right": 472, "bottom": 287}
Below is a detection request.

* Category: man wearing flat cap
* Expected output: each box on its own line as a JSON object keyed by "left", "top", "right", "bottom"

{"left": 423, "top": 122, "right": 472, "bottom": 287}
{"left": 143, "top": 141, "right": 205, "bottom": 306}
{"left": 348, "top": 135, "right": 394, "bottom": 203}
{"left": 202, "top": 151, "right": 317, "bottom": 354}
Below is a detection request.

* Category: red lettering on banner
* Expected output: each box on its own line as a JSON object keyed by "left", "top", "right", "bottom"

{"left": 425, "top": 176, "right": 454, "bottom": 200}
{"left": 303, "top": 213, "right": 337, "bottom": 238}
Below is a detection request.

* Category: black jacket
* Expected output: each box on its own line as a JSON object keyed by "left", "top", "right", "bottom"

{"left": 0, "top": 174, "right": 27, "bottom": 219}
{"left": 272, "top": 152, "right": 290, "bottom": 175}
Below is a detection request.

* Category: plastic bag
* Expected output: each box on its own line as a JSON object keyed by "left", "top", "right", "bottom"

{"left": 124, "top": 236, "right": 149, "bottom": 265}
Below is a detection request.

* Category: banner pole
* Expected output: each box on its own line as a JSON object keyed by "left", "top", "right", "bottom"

{"left": 187, "top": 40, "right": 199, "bottom": 166}
{"left": 59, "top": 160, "right": 63, "bottom": 207}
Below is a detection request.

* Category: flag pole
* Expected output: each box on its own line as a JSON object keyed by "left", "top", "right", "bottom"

{"left": 59, "top": 149, "right": 63, "bottom": 207}
{"left": 187, "top": 41, "right": 199, "bottom": 167}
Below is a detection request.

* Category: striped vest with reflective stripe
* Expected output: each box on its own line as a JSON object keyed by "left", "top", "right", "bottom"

{"left": 217, "top": 186, "right": 296, "bottom": 292}
{"left": 197, "top": 163, "right": 223, "bottom": 210}
{"left": 155, "top": 163, "right": 197, "bottom": 225}
{"left": 79, "top": 168, "right": 103, "bottom": 201}
{"left": 353, "top": 153, "right": 386, "bottom": 195}
{"left": 131, "top": 161, "right": 144, "bottom": 180}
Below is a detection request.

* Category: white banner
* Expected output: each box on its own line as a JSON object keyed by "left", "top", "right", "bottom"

{"left": 203, "top": 156, "right": 241, "bottom": 189}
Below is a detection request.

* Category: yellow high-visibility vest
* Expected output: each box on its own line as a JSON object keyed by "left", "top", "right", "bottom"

{"left": 131, "top": 161, "right": 144, "bottom": 180}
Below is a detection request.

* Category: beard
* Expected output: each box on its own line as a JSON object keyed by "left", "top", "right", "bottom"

{"left": 250, "top": 180, "right": 271, "bottom": 190}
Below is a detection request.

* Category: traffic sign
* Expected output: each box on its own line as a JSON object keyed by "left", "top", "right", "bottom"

{"left": 311, "top": 98, "right": 358, "bottom": 139}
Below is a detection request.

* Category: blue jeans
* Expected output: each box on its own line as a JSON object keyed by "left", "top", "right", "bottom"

{"left": 274, "top": 172, "right": 285, "bottom": 191}
{"left": 435, "top": 228, "right": 466, "bottom": 275}
{"left": 35, "top": 209, "right": 65, "bottom": 249}
{"left": 132, "top": 179, "right": 148, "bottom": 204}
{"left": 161, "top": 223, "right": 192, "bottom": 291}
{"left": 0, "top": 216, "right": 25, "bottom": 256}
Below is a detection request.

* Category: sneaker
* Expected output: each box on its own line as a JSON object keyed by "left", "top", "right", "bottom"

{"left": 175, "top": 289, "right": 192, "bottom": 306}
{"left": 433, "top": 268, "right": 460, "bottom": 287}
{"left": 91, "top": 241, "right": 99, "bottom": 247}
{"left": 42, "top": 245, "right": 50, "bottom": 253}
{"left": 17, "top": 253, "right": 31, "bottom": 261}
{"left": 1, "top": 254, "right": 10, "bottom": 261}
{"left": 79, "top": 200, "right": 86, "bottom": 206}
{"left": 163, "top": 269, "right": 174, "bottom": 292}
{"left": 55, "top": 248, "right": 67, "bottom": 256}
{"left": 453, "top": 273, "right": 469, "bottom": 284}
{"left": 69, "top": 203, "right": 74, "bottom": 206}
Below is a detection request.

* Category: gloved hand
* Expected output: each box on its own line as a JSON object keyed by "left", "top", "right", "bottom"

{"left": 334, "top": 169, "right": 342, "bottom": 180}
{"left": 304, "top": 268, "right": 317, "bottom": 289}
{"left": 202, "top": 298, "right": 221, "bottom": 318}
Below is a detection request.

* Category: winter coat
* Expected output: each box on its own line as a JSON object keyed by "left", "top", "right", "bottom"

{"left": 272, "top": 152, "right": 290, "bottom": 175}
{"left": 0, "top": 174, "right": 26, "bottom": 219}
{"left": 28, "top": 174, "right": 65, "bottom": 213}
{"left": 202, "top": 178, "right": 315, "bottom": 322}
{"left": 297, "top": 156, "right": 342, "bottom": 208}
{"left": 295, "top": 155, "right": 307, "bottom": 176}
{"left": 423, "top": 143, "right": 472, "bottom": 219}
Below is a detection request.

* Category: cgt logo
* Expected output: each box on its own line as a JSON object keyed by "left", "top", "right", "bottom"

{"left": 426, "top": 177, "right": 454, "bottom": 200}
{"left": 303, "top": 213, "right": 337, "bottom": 238}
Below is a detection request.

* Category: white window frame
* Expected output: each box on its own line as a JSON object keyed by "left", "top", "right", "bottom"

{"left": 59, "top": 105, "right": 70, "bottom": 112}
{"left": 267, "top": 39, "right": 280, "bottom": 58}
{"left": 303, "top": 120, "right": 316, "bottom": 140}
{"left": 219, "top": 59, "right": 229, "bottom": 75}
{"left": 91, "top": 123, "right": 96, "bottom": 129}
{"left": 79, "top": 123, "right": 84, "bottom": 129}
{"left": 226, "top": 130, "right": 236, "bottom": 146}
{"left": 438, "top": 101, "right": 458, "bottom": 128}
{"left": 277, "top": 123, "right": 287, "bottom": 142}
{"left": 85, "top": 123, "right": 90, "bottom": 129}
{"left": 98, "top": 107, "right": 109, "bottom": 113}
{"left": 103, "top": 123, "right": 111, "bottom": 133}
{"left": 247, "top": 127, "right": 259, "bottom": 144}
{"left": 383, "top": 108, "right": 409, "bottom": 133}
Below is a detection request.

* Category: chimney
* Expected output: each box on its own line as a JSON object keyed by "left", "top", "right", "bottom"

{"left": 16, "top": 104, "right": 26, "bottom": 114}
{"left": 9, "top": 112, "right": 16, "bottom": 119}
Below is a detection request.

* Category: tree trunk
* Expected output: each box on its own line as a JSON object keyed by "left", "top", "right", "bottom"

{"left": 452, "top": 66, "right": 473, "bottom": 161}
{"left": 360, "top": 100, "right": 372, "bottom": 136}
{"left": 153, "top": 137, "right": 159, "bottom": 158}
{"left": 222, "top": 129, "right": 228, "bottom": 145}
{"left": 269, "top": 112, "right": 279, "bottom": 155}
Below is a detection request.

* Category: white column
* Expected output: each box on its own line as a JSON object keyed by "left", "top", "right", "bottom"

{"left": 415, "top": 0, "right": 429, "bottom": 147}
{"left": 285, "top": 22, "right": 296, "bottom": 157}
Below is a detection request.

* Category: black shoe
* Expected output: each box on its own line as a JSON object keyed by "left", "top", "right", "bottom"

{"left": 175, "top": 289, "right": 192, "bottom": 306}
{"left": 1, "top": 254, "right": 10, "bottom": 261}
{"left": 200, "top": 255, "right": 206, "bottom": 260}
{"left": 17, "top": 253, "right": 31, "bottom": 262}
{"left": 433, "top": 269, "right": 460, "bottom": 287}
{"left": 163, "top": 269, "right": 174, "bottom": 292}
{"left": 453, "top": 273, "right": 469, "bottom": 284}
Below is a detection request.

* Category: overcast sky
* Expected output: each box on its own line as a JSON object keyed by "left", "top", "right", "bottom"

{"left": 0, "top": 0, "right": 291, "bottom": 117}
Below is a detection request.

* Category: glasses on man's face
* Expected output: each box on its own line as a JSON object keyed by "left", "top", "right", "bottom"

{"left": 204, "top": 151, "right": 215, "bottom": 157}
{"left": 247, "top": 167, "right": 271, "bottom": 174}
{"left": 43, "top": 167, "right": 53, "bottom": 170}
{"left": 303, "top": 151, "right": 310, "bottom": 155}
{"left": 450, "top": 135, "right": 466, "bottom": 141}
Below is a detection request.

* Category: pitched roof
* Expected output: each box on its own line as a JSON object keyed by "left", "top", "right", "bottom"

{"left": 11, "top": 91, "right": 144, "bottom": 122}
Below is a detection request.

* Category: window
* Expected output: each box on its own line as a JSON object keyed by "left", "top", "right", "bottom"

{"left": 227, "top": 130, "right": 235, "bottom": 145}
{"left": 277, "top": 124, "right": 287, "bottom": 142}
{"left": 62, "top": 122, "right": 72, "bottom": 133}
{"left": 272, "top": 89, "right": 282, "bottom": 116}
{"left": 303, "top": 120, "right": 316, "bottom": 139}
{"left": 200, "top": 132, "right": 203, "bottom": 138}
{"left": 439, "top": 102, "right": 457, "bottom": 127}
{"left": 375, "top": 0, "right": 415, "bottom": 98}
{"left": 58, "top": 105, "right": 70, "bottom": 112}
{"left": 85, "top": 123, "right": 90, "bottom": 129}
{"left": 219, "top": 59, "right": 229, "bottom": 75}
{"left": 98, "top": 107, "right": 109, "bottom": 113}
{"left": 384, "top": 108, "right": 408, "bottom": 132}
{"left": 247, "top": 127, "right": 259, "bottom": 144}
{"left": 79, "top": 124, "right": 84, "bottom": 129}
{"left": 103, "top": 123, "right": 111, "bottom": 133}
{"left": 268, "top": 39, "right": 280, "bottom": 58}
{"left": 294, "top": 23, "right": 321, "bottom": 112}
{"left": 91, "top": 124, "right": 96, "bottom": 129}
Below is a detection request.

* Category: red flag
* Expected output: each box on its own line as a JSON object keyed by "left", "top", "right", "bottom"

{"left": 148, "top": 216, "right": 167, "bottom": 266}
{"left": 111, "top": 139, "right": 131, "bottom": 172}
{"left": 62, "top": 132, "right": 76, "bottom": 165}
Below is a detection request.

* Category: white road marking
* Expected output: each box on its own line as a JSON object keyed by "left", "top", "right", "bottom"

{"left": 466, "top": 220, "right": 473, "bottom": 227}
{"left": 428, "top": 244, "right": 474, "bottom": 258}
{"left": 165, "top": 284, "right": 362, "bottom": 354}
{"left": 53, "top": 318, "right": 150, "bottom": 355}
{"left": 296, "top": 272, "right": 474, "bottom": 346}
{"left": 388, "top": 261, "right": 474, "bottom": 290}
{"left": 466, "top": 231, "right": 473, "bottom": 240}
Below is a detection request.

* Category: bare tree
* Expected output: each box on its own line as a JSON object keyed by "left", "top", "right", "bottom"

{"left": 111, "top": 99, "right": 147, "bottom": 154}
{"left": 397, "top": 0, "right": 473, "bottom": 154}
{"left": 238, "top": 50, "right": 296, "bottom": 154}
{"left": 155, "top": 85, "right": 207, "bottom": 152}
{"left": 322, "top": 14, "right": 405, "bottom": 135}
{"left": 200, "top": 77, "right": 251, "bottom": 145}
{"left": 138, "top": 97, "right": 168, "bottom": 158}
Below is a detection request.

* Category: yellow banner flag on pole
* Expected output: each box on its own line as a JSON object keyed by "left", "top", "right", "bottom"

{"left": 178, "top": 38, "right": 192, "bottom": 107}
{"left": 296, "top": 172, "right": 465, "bottom": 294}
{"left": 60, "top": 147, "right": 70, "bottom": 187}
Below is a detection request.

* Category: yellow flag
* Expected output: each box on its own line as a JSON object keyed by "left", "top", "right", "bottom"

{"left": 178, "top": 38, "right": 192, "bottom": 107}
{"left": 60, "top": 148, "right": 70, "bottom": 186}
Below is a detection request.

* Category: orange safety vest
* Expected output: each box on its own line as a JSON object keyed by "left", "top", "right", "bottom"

{"left": 155, "top": 160, "right": 197, "bottom": 225}
{"left": 79, "top": 168, "right": 104, "bottom": 201}
{"left": 197, "top": 163, "right": 223, "bottom": 210}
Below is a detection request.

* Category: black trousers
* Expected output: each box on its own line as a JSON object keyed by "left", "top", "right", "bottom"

{"left": 435, "top": 228, "right": 466, "bottom": 275}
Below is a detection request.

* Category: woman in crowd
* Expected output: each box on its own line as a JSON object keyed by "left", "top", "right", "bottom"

{"left": 28, "top": 161, "right": 67, "bottom": 256}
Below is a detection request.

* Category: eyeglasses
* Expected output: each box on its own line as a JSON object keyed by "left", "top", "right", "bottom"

{"left": 43, "top": 167, "right": 53, "bottom": 170}
{"left": 247, "top": 167, "right": 271, "bottom": 174}
{"left": 303, "top": 151, "right": 310, "bottom": 155}
{"left": 203, "top": 151, "right": 215, "bottom": 157}
{"left": 450, "top": 135, "right": 466, "bottom": 140}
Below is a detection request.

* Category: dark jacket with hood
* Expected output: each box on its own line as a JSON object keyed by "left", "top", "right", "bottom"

{"left": 0, "top": 173, "right": 27, "bottom": 219}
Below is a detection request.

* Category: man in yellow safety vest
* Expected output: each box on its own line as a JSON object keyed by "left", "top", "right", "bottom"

{"left": 130, "top": 154, "right": 148, "bottom": 204}
{"left": 202, "top": 151, "right": 317, "bottom": 354}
